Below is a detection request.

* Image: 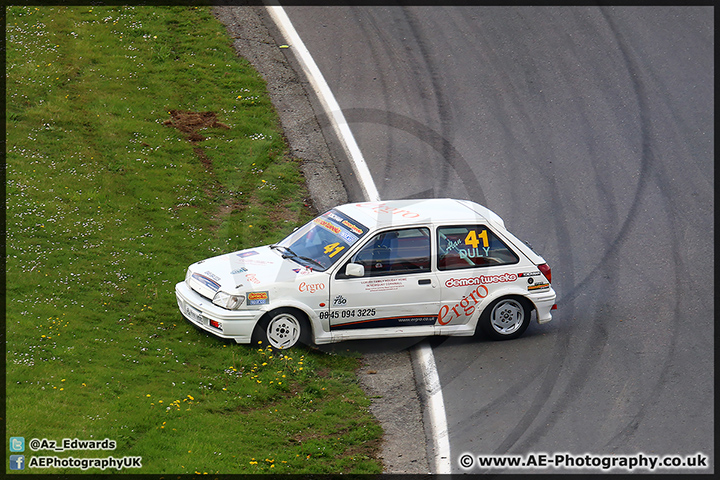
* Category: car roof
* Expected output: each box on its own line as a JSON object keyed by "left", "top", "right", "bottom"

{"left": 334, "top": 198, "right": 507, "bottom": 231}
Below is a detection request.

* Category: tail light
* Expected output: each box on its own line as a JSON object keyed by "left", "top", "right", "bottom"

{"left": 538, "top": 263, "right": 552, "bottom": 283}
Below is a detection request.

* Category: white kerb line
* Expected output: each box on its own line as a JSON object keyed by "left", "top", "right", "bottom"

{"left": 416, "top": 341, "right": 452, "bottom": 473}
{"left": 266, "top": 4, "right": 451, "bottom": 473}
{"left": 266, "top": 4, "right": 380, "bottom": 203}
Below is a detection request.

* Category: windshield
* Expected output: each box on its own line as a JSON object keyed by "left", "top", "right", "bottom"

{"left": 276, "top": 209, "right": 368, "bottom": 271}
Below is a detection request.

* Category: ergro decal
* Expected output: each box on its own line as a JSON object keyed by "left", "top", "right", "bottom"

{"left": 298, "top": 282, "right": 325, "bottom": 293}
{"left": 445, "top": 273, "right": 517, "bottom": 288}
{"left": 247, "top": 291, "right": 269, "bottom": 305}
{"left": 354, "top": 202, "right": 421, "bottom": 218}
{"left": 438, "top": 285, "right": 489, "bottom": 325}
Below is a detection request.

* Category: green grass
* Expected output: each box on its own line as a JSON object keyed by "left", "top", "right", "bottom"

{"left": 5, "top": 5, "right": 383, "bottom": 474}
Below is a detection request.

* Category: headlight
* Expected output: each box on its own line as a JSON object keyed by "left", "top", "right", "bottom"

{"left": 212, "top": 291, "right": 245, "bottom": 310}
{"left": 185, "top": 268, "right": 193, "bottom": 284}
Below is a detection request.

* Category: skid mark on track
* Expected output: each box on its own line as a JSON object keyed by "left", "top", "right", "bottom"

{"left": 596, "top": 7, "right": 685, "bottom": 452}
{"left": 340, "top": 108, "right": 486, "bottom": 203}
{"left": 501, "top": 7, "right": 684, "bottom": 456}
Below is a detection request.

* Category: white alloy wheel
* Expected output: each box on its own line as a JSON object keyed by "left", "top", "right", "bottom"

{"left": 490, "top": 299, "right": 525, "bottom": 335}
{"left": 251, "top": 308, "right": 310, "bottom": 351}
{"left": 480, "top": 297, "right": 531, "bottom": 340}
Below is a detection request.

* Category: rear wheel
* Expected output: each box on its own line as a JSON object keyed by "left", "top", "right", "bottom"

{"left": 252, "top": 308, "right": 309, "bottom": 351}
{"left": 479, "top": 297, "right": 531, "bottom": 340}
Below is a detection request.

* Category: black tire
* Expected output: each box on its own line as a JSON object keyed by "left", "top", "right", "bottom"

{"left": 252, "top": 308, "right": 310, "bottom": 351}
{"left": 479, "top": 296, "right": 532, "bottom": 340}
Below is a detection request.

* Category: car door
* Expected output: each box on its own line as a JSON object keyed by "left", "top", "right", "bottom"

{"left": 435, "top": 224, "right": 527, "bottom": 327}
{"left": 329, "top": 227, "right": 440, "bottom": 334}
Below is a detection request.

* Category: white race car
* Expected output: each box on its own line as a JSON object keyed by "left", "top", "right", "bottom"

{"left": 175, "top": 199, "right": 556, "bottom": 350}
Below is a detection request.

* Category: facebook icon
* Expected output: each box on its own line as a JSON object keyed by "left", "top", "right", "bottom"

{"left": 10, "top": 455, "right": 25, "bottom": 470}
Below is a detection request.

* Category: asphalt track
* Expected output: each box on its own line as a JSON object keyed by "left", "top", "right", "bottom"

{"left": 280, "top": 5, "right": 714, "bottom": 473}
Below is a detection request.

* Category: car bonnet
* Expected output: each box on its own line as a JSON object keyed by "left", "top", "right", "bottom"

{"left": 186, "top": 246, "right": 313, "bottom": 300}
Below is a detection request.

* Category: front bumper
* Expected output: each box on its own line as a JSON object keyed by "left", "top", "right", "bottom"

{"left": 175, "top": 281, "right": 262, "bottom": 344}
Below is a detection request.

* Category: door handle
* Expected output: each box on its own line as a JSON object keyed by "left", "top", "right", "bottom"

{"left": 418, "top": 279, "right": 431, "bottom": 285}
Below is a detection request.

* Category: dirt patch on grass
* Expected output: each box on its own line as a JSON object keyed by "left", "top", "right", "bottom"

{"left": 163, "top": 109, "right": 229, "bottom": 142}
{"left": 163, "top": 110, "right": 230, "bottom": 172}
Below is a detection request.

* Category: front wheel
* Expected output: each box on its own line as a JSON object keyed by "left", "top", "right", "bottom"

{"left": 252, "top": 308, "right": 309, "bottom": 351}
{"left": 479, "top": 297, "right": 531, "bottom": 340}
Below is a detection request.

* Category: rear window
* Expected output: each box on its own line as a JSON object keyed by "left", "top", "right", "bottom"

{"left": 437, "top": 225, "right": 519, "bottom": 270}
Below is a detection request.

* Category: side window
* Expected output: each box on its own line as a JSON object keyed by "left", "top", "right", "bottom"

{"left": 437, "top": 225, "right": 519, "bottom": 270}
{"left": 343, "top": 227, "right": 431, "bottom": 277}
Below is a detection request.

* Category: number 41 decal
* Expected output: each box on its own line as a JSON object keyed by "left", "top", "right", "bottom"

{"left": 324, "top": 242, "right": 345, "bottom": 258}
{"left": 465, "top": 229, "right": 489, "bottom": 249}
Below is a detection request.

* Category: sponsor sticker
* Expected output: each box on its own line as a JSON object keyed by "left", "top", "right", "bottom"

{"left": 326, "top": 211, "right": 345, "bottom": 223}
{"left": 298, "top": 282, "right": 325, "bottom": 293}
{"left": 528, "top": 283, "right": 550, "bottom": 291}
{"left": 342, "top": 219, "right": 364, "bottom": 235}
{"left": 331, "top": 315, "right": 436, "bottom": 330}
{"left": 518, "top": 271, "right": 541, "bottom": 277}
{"left": 237, "top": 250, "right": 259, "bottom": 258}
{"left": 191, "top": 273, "right": 221, "bottom": 291}
{"left": 444, "top": 273, "right": 518, "bottom": 288}
{"left": 337, "top": 229, "right": 359, "bottom": 244}
{"left": 247, "top": 291, "right": 269, "bottom": 305}
{"left": 313, "top": 218, "right": 342, "bottom": 235}
{"left": 204, "top": 271, "right": 222, "bottom": 282}
{"left": 360, "top": 277, "right": 407, "bottom": 292}
{"left": 438, "top": 285, "right": 489, "bottom": 325}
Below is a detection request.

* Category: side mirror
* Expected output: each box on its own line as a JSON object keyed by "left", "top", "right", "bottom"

{"left": 345, "top": 263, "right": 365, "bottom": 277}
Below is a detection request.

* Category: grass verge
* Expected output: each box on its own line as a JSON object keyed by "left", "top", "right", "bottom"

{"left": 5, "top": 5, "right": 383, "bottom": 474}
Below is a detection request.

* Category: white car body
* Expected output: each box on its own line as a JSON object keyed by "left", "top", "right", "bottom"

{"left": 175, "top": 199, "right": 556, "bottom": 348}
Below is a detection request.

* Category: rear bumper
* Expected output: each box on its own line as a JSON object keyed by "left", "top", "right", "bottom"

{"left": 530, "top": 288, "right": 557, "bottom": 324}
{"left": 175, "top": 282, "right": 261, "bottom": 344}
